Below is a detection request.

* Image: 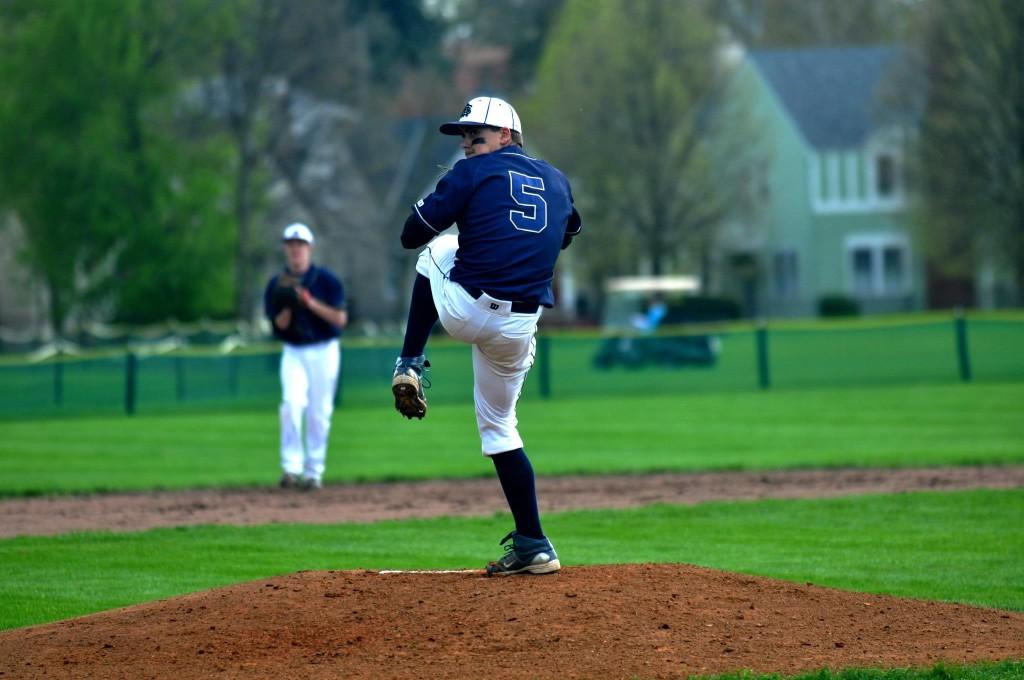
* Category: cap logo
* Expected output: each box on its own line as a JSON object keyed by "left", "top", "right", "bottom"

{"left": 461, "top": 102, "right": 473, "bottom": 118}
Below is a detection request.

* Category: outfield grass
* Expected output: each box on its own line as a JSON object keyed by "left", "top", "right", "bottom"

{"left": 1, "top": 488, "right": 1021, "bottom": 631}
{"left": 1, "top": 382, "right": 1022, "bottom": 496}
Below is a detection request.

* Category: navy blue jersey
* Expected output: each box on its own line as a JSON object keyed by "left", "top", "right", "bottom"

{"left": 264, "top": 264, "right": 345, "bottom": 345}
{"left": 409, "top": 145, "right": 580, "bottom": 307}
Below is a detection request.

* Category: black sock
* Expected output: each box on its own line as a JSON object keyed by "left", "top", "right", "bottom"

{"left": 400, "top": 274, "right": 439, "bottom": 358}
{"left": 491, "top": 448, "right": 544, "bottom": 540}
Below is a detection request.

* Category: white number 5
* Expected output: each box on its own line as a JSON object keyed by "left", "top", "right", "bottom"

{"left": 508, "top": 171, "right": 547, "bottom": 233}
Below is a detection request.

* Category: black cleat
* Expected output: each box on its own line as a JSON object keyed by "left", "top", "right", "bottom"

{"left": 486, "top": 531, "right": 561, "bottom": 576}
{"left": 391, "top": 355, "right": 430, "bottom": 419}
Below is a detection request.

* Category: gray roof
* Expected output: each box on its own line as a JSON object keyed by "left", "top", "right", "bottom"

{"left": 750, "top": 46, "right": 904, "bottom": 148}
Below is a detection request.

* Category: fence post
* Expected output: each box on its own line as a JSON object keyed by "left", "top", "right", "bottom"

{"left": 125, "top": 352, "right": 137, "bottom": 415}
{"left": 175, "top": 355, "right": 185, "bottom": 402}
{"left": 53, "top": 360, "right": 63, "bottom": 407}
{"left": 756, "top": 323, "right": 771, "bottom": 390}
{"left": 954, "top": 309, "right": 972, "bottom": 382}
{"left": 538, "top": 335, "right": 551, "bottom": 398}
{"left": 228, "top": 354, "right": 240, "bottom": 396}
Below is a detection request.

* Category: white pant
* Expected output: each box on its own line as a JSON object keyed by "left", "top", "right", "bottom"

{"left": 279, "top": 338, "right": 340, "bottom": 480}
{"left": 417, "top": 234, "right": 541, "bottom": 455}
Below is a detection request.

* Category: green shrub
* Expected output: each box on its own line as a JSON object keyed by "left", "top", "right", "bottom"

{"left": 818, "top": 294, "right": 861, "bottom": 317}
{"left": 666, "top": 296, "right": 742, "bottom": 323}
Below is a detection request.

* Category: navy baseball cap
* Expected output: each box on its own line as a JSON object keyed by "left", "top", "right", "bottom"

{"left": 439, "top": 96, "right": 522, "bottom": 136}
{"left": 281, "top": 223, "right": 314, "bottom": 244}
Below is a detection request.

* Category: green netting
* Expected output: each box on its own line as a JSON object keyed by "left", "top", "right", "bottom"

{"left": 0, "top": 356, "right": 128, "bottom": 416}
{"left": 968, "top": 319, "right": 1024, "bottom": 380}
{"left": 134, "top": 353, "right": 282, "bottom": 409}
{"left": 1, "top": 315, "right": 1021, "bottom": 418}
{"left": 767, "top": 320, "right": 961, "bottom": 388}
{"left": 545, "top": 331, "right": 760, "bottom": 398}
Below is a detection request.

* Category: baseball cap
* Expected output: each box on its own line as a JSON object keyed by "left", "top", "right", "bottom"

{"left": 439, "top": 96, "right": 522, "bottom": 136}
{"left": 281, "top": 222, "right": 314, "bottom": 244}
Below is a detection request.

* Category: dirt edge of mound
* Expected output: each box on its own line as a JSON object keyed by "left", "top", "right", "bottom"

{"left": 2, "top": 563, "right": 1022, "bottom": 680}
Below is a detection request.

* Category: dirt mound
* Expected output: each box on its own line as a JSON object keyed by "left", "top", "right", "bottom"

{"left": 2, "top": 564, "right": 1022, "bottom": 679}
{"left": 4, "top": 465, "right": 1024, "bottom": 538}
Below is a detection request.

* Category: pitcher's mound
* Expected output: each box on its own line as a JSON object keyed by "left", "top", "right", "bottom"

{"left": 2, "top": 563, "right": 1022, "bottom": 679}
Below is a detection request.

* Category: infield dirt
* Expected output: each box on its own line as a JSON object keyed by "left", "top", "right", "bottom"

{"left": 1, "top": 466, "right": 1022, "bottom": 679}
{"left": 4, "top": 464, "right": 1024, "bottom": 537}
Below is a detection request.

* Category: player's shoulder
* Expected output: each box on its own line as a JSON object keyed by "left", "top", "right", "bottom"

{"left": 450, "top": 151, "right": 514, "bottom": 186}
{"left": 485, "top": 147, "right": 564, "bottom": 175}
{"left": 496, "top": 146, "right": 542, "bottom": 165}
{"left": 510, "top": 151, "right": 571, "bottom": 190}
{"left": 302, "top": 264, "right": 334, "bottom": 287}
{"left": 443, "top": 155, "right": 482, "bottom": 186}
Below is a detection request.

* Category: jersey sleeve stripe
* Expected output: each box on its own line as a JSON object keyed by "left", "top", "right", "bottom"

{"left": 414, "top": 203, "right": 442, "bottom": 233}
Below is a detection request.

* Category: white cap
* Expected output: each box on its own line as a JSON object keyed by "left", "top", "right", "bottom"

{"left": 439, "top": 96, "right": 522, "bottom": 136}
{"left": 281, "top": 222, "right": 313, "bottom": 244}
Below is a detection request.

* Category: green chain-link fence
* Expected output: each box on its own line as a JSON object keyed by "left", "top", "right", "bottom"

{"left": 2, "top": 313, "right": 1022, "bottom": 418}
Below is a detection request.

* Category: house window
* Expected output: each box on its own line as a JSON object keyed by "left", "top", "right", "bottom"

{"left": 852, "top": 247, "right": 874, "bottom": 295}
{"left": 876, "top": 154, "right": 896, "bottom": 197}
{"left": 846, "top": 237, "right": 910, "bottom": 296}
{"left": 882, "top": 245, "right": 905, "bottom": 291}
{"left": 773, "top": 250, "right": 798, "bottom": 299}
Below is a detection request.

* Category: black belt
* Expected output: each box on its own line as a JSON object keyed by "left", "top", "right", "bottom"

{"left": 461, "top": 284, "right": 539, "bottom": 314}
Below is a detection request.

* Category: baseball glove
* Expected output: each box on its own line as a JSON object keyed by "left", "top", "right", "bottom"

{"left": 270, "top": 272, "right": 302, "bottom": 313}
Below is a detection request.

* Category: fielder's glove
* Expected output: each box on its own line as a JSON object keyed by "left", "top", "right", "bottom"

{"left": 271, "top": 272, "right": 302, "bottom": 313}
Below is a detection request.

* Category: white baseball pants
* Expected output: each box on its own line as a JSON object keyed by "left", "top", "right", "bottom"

{"left": 416, "top": 234, "right": 540, "bottom": 455}
{"left": 279, "top": 338, "right": 340, "bottom": 480}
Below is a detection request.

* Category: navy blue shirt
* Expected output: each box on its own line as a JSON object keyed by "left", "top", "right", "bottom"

{"left": 263, "top": 264, "right": 345, "bottom": 345}
{"left": 406, "top": 145, "right": 581, "bottom": 307}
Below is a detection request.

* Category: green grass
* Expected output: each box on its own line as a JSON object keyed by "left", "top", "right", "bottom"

{"left": 693, "top": 660, "right": 1024, "bottom": 679}
{"left": 1, "top": 488, "right": 1021, "bottom": 631}
{"left": 1, "top": 382, "right": 1022, "bottom": 496}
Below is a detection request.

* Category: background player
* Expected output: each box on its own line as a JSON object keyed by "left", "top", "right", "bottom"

{"left": 264, "top": 223, "right": 347, "bottom": 490}
{"left": 391, "top": 96, "right": 582, "bottom": 575}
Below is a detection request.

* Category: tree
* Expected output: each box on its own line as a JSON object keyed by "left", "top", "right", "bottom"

{"left": 712, "top": 0, "right": 915, "bottom": 48}
{"left": 203, "top": 0, "right": 443, "bottom": 321}
{"left": 440, "top": 0, "right": 565, "bottom": 94}
{"left": 908, "top": 0, "right": 1024, "bottom": 303}
{"left": 526, "top": 0, "right": 764, "bottom": 291}
{"left": 0, "top": 0, "right": 235, "bottom": 332}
